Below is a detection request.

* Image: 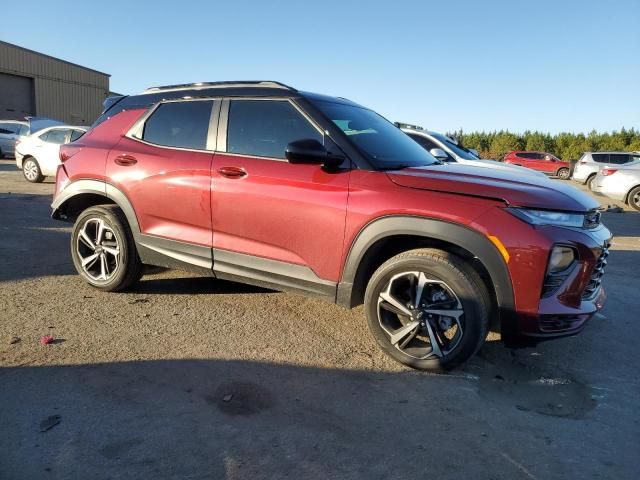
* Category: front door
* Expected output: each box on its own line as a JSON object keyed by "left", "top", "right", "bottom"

{"left": 211, "top": 98, "right": 350, "bottom": 290}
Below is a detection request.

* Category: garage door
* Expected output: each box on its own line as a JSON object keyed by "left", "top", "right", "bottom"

{"left": 0, "top": 72, "right": 35, "bottom": 120}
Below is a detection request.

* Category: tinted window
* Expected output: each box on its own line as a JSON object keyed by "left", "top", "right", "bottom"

{"left": 592, "top": 154, "right": 609, "bottom": 163}
{"left": 407, "top": 133, "right": 438, "bottom": 151}
{"left": 609, "top": 154, "right": 631, "bottom": 165}
{"left": 429, "top": 133, "right": 478, "bottom": 160}
{"left": 143, "top": 100, "right": 213, "bottom": 150}
{"left": 227, "top": 100, "right": 322, "bottom": 159}
{"left": 408, "top": 134, "right": 455, "bottom": 162}
{"left": 0, "top": 123, "right": 20, "bottom": 135}
{"left": 312, "top": 100, "right": 438, "bottom": 169}
{"left": 70, "top": 129, "right": 85, "bottom": 142}
{"left": 517, "top": 152, "right": 532, "bottom": 159}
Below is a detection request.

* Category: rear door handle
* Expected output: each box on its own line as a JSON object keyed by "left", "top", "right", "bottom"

{"left": 217, "top": 166, "right": 247, "bottom": 178}
{"left": 114, "top": 154, "right": 138, "bottom": 166}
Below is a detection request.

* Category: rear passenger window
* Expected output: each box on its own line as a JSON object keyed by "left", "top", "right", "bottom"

{"left": 143, "top": 100, "right": 213, "bottom": 150}
{"left": 227, "top": 100, "right": 322, "bottom": 159}
{"left": 43, "top": 129, "right": 69, "bottom": 144}
{"left": 609, "top": 154, "right": 631, "bottom": 164}
{"left": 592, "top": 154, "right": 609, "bottom": 163}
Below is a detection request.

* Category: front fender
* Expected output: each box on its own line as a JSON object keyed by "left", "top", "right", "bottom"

{"left": 337, "top": 215, "right": 515, "bottom": 314}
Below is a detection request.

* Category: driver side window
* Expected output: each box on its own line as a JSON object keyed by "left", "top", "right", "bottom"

{"left": 226, "top": 100, "right": 322, "bottom": 159}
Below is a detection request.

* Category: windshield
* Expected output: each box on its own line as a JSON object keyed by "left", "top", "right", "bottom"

{"left": 313, "top": 100, "right": 438, "bottom": 169}
{"left": 430, "top": 133, "right": 479, "bottom": 160}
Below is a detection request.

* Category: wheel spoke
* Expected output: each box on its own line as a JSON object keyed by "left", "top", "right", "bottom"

{"left": 424, "top": 308, "right": 464, "bottom": 319}
{"left": 96, "top": 220, "right": 105, "bottom": 244}
{"left": 100, "top": 253, "right": 108, "bottom": 279}
{"left": 79, "top": 230, "right": 96, "bottom": 250}
{"left": 423, "top": 319, "right": 443, "bottom": 358}
{"left": 390, "top": 320, "right": 420, "bottom": 346}
{"left": 414, "top": 272, "right": 427, "bottom": 308}
{"left": 81, "top": 252, "right": 100, "bottom": 267}
{"left": 379, "top": 291, "right": 412, "bottom": 317}
{"left": 102, "top": 246, "right": 119, "bottom": 256}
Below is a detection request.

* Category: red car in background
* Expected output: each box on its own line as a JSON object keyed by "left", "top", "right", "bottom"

{"left": 504, "top": 151, "right": 571, "bottom": 179}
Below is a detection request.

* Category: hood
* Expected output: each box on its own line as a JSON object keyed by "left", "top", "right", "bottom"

{"left": 459, "top": 158, "right": 547, "bottom": 178}
{"left": 387, "top": 163, "right": 600, "bottom": 211}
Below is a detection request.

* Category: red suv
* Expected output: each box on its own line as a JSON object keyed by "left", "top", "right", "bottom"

{"left": 504, "top": 151, "right": 571, "bottom": 179}
{"left": 52, "top": 81, "right": 611, "bottom": 371}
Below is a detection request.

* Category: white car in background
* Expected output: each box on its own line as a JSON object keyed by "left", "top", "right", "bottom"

{"left": 397, "top": 123, "right": 546, "bottom": 178}
{"left": 15, "top": 125, "right": 87, "bottom": 182}
{"left": 592, "top": 161, "right": 640, "bottom": 211}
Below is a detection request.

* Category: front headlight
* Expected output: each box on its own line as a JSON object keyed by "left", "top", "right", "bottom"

{"left": 507, "top": 207, "right": 586, "bottom": 228}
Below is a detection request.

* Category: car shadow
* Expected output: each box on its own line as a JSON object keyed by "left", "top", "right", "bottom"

{"left": 0, "top": 347, "right": 626, "bottom": 480}
{"left": 0, "top": 160, "right": 19, "bottom": 171}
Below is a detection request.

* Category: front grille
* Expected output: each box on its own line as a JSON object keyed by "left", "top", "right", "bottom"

{"left": 582, "top": 244, "right": 610, "bottom": 300}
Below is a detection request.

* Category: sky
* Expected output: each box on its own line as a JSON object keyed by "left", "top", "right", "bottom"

{"left": 3, "top": 0, "right": 639, "bottom": 134}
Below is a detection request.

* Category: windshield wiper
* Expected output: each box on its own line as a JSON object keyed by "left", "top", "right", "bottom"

{"left": 376, "top": 162, "right": 440, "bottom": 171}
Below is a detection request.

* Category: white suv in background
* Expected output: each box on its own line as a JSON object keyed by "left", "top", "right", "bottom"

{"left": 397, "top": 123, "right": 545, "bottom": 178}
{"left": 15, "top": 125, "right": 86, "bottom": 182}
{"left": 572, "top": 151, "right": 640, "bottom": 190}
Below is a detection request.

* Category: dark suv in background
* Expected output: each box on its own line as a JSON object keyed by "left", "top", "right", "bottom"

{"left": 51, "top": 81, "right": 611, "bottom": 371}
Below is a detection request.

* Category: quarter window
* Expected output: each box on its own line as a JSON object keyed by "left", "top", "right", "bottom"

{"left": 227, "top": 100, "right": 322, "bottom": 159}
{"left": 142, "top": 100, "right": 213, "bottom": 150}
{"left": 70, "top": 129, "right": 85, "bottom": 142}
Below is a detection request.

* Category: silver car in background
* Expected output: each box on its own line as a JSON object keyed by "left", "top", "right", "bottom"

{"left": 572, "top": 151, "right": 640, "bottom": 189}
{"left": 0, "top": 117, "right": 64, "bottom": 159}
{"left": 592, "top": 161, "right": 640, "bottom": 211}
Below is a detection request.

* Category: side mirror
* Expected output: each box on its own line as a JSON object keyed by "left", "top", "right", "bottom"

{"left": 429, "top": 148, "right": 450, "bottom": 162}
{"left": 286, "top": 139, "right": 344, "bottom": 168}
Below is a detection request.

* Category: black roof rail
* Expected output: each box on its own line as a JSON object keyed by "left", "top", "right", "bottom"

{"left": 142, "top": 81, "right": 297, "bottom": 94}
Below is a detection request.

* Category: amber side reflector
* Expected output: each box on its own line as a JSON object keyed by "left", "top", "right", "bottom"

{"left": 487, "top": 235, "right": 510, "bottom": 263}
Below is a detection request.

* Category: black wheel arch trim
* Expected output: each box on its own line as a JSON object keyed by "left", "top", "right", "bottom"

{"left": 337, "top": 215, "right": 515, "bottom": 313}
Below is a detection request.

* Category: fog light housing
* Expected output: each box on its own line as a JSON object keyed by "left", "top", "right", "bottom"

{"left": 548, "top": 246, "right": 576, "bottom": 273}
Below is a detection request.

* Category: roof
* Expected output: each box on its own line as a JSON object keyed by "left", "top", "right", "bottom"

{"left": 0, "top": 40, "right": 110, "bottom": 77}
{"left": 0, "top": 120, "right": 28, "bottom": 125}
{"left": 585, "top": 151, "right": 639, "bottom": 154}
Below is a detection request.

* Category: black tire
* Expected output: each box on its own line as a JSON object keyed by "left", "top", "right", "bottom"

{"left": 628, "top": 186, "right": 640, "bottom": 211}
{"left": 71, "top": 205, "right": 143, "bottom": 291}
{"left": 557, "top": 167, "right": 570, "bottom": 180}
{"left": 364, "top": 248, "right": 491, "bottom": 372}
{"left": 586, "top": 174, "right": 597, "bottom": 191}
{"left": 22, "top": 157, "right": 45, "bottom": 183}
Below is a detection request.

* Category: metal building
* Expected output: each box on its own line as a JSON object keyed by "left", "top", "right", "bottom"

{"left": 0, "top": 41, "right": 110, "bottom": 125}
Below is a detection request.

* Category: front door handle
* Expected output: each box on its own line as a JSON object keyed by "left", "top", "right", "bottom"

{"left": 217, "top": 166, "right": 247, "bottom": 178}
{"left": 114, "top": 154, "right": 138, "bottom": 166}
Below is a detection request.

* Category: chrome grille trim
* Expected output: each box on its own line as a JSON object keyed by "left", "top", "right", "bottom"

{"left": 582, "top": 244, "right": 610, "bottom": 300}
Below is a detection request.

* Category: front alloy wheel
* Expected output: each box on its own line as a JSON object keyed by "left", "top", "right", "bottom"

{"left": 377, "top": 272, "right": 464, "bottom": 360}
{"left": 365, "top": 248, "right": 491, "bottom": 371}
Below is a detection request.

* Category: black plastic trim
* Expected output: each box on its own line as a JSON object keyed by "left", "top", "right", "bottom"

{"left": 338, "top": 215, "right": 515, "bottom": 312}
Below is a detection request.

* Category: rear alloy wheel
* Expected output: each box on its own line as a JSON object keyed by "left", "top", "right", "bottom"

{"left": 22, "top": 157, "right": 45, "bottom": 183}
{"left": 628, "top": 186, "right": 640, "bottom": 211}
{"left": 364, "top": 248, "right": 491, "bottom": 372}
{"left": 557, "top": 167, "right": 570, "bottom": 180}
{"left": 71, "top": 205, "right": 143, "bottom": 291}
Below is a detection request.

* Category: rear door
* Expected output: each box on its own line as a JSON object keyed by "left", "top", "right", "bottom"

{"left": 106, "top": 99, "right": 217, "bottom": 247}
{"left": 210, "top": 98, "right": 350, "bottom": 289}
{"left": 537, "top": 153, "right": 559, "bottom": 173}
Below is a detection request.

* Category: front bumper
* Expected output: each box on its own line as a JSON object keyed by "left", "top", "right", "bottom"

{"left": 507, "top": 224, "right": 612, "bottom": 341}
{"left": 15, "top": 151, "right": 24, "bottom": 169}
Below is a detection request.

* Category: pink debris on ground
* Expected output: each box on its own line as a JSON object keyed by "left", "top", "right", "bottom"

{"left": 39, "top": 336, "right": 54, "bottom": 345}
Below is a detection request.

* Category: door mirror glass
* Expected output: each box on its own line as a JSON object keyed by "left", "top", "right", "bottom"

{"left": 286, "top": 139, "right": 344, "bottom": 168}
{"left": 429, "top": 148, "right": 450, "bottom": 161}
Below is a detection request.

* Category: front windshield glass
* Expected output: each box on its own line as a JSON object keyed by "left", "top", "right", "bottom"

{"left": 313, "top": 100, "right": 438, "bottom": 169}
{"left": 430, "top": 133, "right": 479, "bottom": 160}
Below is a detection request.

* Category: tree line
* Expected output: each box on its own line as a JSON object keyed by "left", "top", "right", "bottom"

{"left": 446, "top": 128, "right": 640, "bottom": 161}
